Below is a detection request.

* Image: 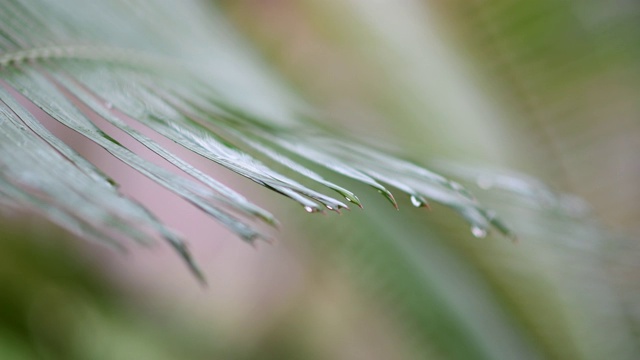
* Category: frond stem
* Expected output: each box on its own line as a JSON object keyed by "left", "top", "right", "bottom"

{"left": 0, "top": 45, "right": 176, "bottom": 70}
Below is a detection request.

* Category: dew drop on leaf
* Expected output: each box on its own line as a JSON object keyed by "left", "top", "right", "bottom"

{"left": 304, "top": 206, "right": 314, "bottom": 213}
{"left": 471, "top": 226, "right": 487, "bottom": 238}
{"left": 410, "top": 195, "right": 426, "bottom": 208}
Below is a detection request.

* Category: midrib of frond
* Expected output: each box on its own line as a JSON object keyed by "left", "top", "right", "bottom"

{"left": 0, "top": 45, "right": 178, "bottom": 70}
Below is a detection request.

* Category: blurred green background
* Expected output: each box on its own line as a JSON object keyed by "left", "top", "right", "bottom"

{"left": 1, "top": 0, "right": 639, "bottom": 359}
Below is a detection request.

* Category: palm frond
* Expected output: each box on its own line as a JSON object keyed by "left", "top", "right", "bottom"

{"left": 0, "top": 0, "right": 518, "bottom": 277}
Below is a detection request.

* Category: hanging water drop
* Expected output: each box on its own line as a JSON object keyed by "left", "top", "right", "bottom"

{"left": 471, "top": 226, "right": 487, "bottom": 238}
{"left": 410, "top": 195, "right": 425, "bottom": 207}
{"left": 304, "top": 206, "right": 314, "bottom": 213}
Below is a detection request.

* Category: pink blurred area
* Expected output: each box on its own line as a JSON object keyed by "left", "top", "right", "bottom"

{"left": 27, "top": 92, "right": 307, "bottom": 334}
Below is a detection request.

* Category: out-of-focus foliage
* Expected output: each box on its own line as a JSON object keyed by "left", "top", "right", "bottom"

{"left": 431, "top": 0, "right": 640, "bottom": 228}
{"left": 0, "top": 219, "right": 195, "bottom": 360}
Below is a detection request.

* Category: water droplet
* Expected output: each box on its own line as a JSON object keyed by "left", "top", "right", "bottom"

{"left": 471, "top": 226, "right": 487, "bottom": 238}
{"left": 105, "top": 102, "right": 114, "bottom": 109}
{"left": 304, "top": 206, "right": 314, "bottom": 213}
{"left": 345, "top": 198, "right": 352, "bottom": 203}
{"left": 326, "top": 206, "right": 333, "bottom": 211}
{"left": 410, "top": 195, "right": 426, "bottom": 207}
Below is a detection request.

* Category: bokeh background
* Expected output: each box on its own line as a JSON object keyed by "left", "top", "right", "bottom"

{"left": 1, "top": 0, "right": 639, "bottom": 359}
